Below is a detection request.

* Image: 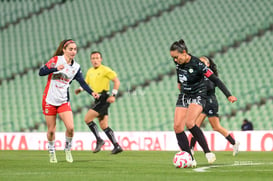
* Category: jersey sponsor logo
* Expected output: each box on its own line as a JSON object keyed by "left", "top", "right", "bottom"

{"left": 181, "top": 95, "right": 202, "bottom": 106}
{"left": 179, "top": 74, "right": 187, "bottom": 83}
{"left": 52, "top": 73, "right": 70, "bottom": 83}
{"left": 192, "top": 96, "right": 202, "bottom": 105}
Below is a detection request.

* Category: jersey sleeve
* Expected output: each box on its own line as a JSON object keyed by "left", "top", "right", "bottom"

{"left": 197, "top": 61, "right": 214, "bottom": 78}
{"left": 204, "top": 68, "right": 214, "bottom": 78}
{"left": 85, "top": 69, "right": 91, "bottom": 85}
{"left": 105, "top": 67, "right": 117, "bottom": 80}
{"left": 45, "top": 56, "right": 58, "bottom": 69}
{"left": 39, "top": 56, "right": 58, "bottom": 76}
{"left": 208, "top": 74, "right": 232, "bottom": 98}
{"left": 74, "top": 68, "right": 93, "bottom": 95}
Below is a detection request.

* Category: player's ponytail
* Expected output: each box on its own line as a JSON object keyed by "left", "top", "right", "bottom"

{"left": 170, "top": 38, "right": 188, "bottom": 53}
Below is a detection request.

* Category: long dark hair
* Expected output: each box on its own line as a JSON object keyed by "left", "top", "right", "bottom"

{"left": 53, "top": 39, "right": 74, "bottom": 57}
{"left": 170, "top": 39, "right": 188, "bottom": 53}
{"left": 203, "top": 56, "right": 218, "bottom": 76}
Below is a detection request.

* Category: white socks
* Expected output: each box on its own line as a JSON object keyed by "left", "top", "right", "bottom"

{"left": 65, "top": 137, "right": 73, "bottom": 150}
{"left": 48, "top": 140, "right": 55, "bottom": 153}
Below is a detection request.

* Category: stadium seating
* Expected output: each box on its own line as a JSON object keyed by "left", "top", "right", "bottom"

{"left": 1, "top": 0, "right": 273, "bottom": 132}
{"left": 0, "top": 0, "right": 63, "bottom": 27}
{"left": 0, "top": 0, "right": 182, "bottom": 79}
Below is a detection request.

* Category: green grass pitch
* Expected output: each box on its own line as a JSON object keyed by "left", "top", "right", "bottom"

{"left": 0, "top": 150, "right": 272, "bottom": 181}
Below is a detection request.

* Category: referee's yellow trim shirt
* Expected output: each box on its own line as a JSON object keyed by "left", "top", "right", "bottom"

{"left": 85, "top": 64, "right": 117, "bottom": 93}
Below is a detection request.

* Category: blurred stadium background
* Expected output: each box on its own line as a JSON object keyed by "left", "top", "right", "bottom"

{"left": 0, "top": 0, "right": 273, "bottom": 133}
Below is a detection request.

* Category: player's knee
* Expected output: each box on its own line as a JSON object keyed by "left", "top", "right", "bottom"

{"left": 47, "top": 130, "right": 55, "bottom": 137}
{"left": 212, "top": 126, "right": 220, "bottom": 132}
{"left": 66, "top": 127, "right": 74, "bottom": 136}
{"left": 185, "top": 121, "right": 195, "bottom": 129}
{"left": 173, "top": 124, "right": 184, "bottom": 133}
{"left": 99, "top": 122, "right": 108, "bottom": 130}
{"left": 84, "top": 119, "right": 91, "bottom": 124}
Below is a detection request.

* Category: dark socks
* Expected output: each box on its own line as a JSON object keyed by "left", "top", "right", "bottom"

{"left": 176, "top": 131, "right": 193, "bottom": 159}
{"left": 104, "top": 127, "right": 119, "bottom": 147}
{"left": 190, "top": 136, "right": 197, "bottom": 149}
{"left": 189, "top": 125, "right": 210, "bottom": 153}
{"left": 226, "top": 134, "right": 235, "bottom": 145}
{"left": 87, "top": 121, "right": 102, "bottom": 141}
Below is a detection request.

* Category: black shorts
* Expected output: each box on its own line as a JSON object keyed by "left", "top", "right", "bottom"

{"left": 91, "top": 91, "right": 110, "bottom": 117}
{"left": 176, "top": 93, "right": 206, "bottom": 109}
{"left": 203, "top": 95, "right": 219, "bottom": 117}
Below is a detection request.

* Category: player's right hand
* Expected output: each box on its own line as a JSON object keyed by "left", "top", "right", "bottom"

{"left": 92, "top": 92, "right": 100, "bottom": 99}
{"left": 57, "top": 64, "right": 65, "bottom": 71}
{"left": 228, "top": 96, "right": 237, "bottom": 103}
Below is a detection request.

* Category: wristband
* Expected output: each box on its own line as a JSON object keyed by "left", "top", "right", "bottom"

{"left": 112, "top": 89, "right": 118, "bottom": 96}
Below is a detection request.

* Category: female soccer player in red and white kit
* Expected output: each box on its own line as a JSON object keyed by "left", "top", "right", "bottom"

{"left": 39, "top": 39, "right": 99, "bottom": 163}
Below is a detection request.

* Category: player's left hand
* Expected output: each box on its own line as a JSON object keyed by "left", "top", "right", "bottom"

{"left": 228, "top": 96, "right": 237, "bottom": 103}
{"left": 107, "top": 96, "right": 116, "bottom": 103}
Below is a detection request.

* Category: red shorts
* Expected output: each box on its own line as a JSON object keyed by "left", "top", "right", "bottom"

{"left": 42, "top": 100, "right": 72, "bottom": 115}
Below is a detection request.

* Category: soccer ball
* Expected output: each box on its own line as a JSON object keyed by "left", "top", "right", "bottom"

{"left": 173, "top": 151, "right": 192, "bottom": 168}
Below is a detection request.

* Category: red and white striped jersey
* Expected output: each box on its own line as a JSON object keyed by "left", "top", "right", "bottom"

{"left": 43, "top": 55, "right": 80, "bottom": 106}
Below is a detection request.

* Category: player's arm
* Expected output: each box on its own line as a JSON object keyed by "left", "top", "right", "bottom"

{"left": 107, "top": 77, "right": 120, "bottom": 103}
{"left": 39, "top": 57, "right": 64, "bottom": 76}
{"left": 39, "top": 65, "right": 57, "bottom": 76}
{"left": 111, "top": 77, "right": 120, "bottom": 97}
{"left": 74, "top": 69, "right": 99, "bottom": 98}
{"left": 177, "top": 83, "right": 181, "bottom": 91}
{"left": 206, "top": 73, "right": 237, "bottom": 103}
{"left": 39, "top": 64, "right": 64, "bottom": 76}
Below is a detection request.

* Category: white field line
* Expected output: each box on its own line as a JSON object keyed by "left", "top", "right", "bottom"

{"left": 193, "top": 162, "right": 273, "bottom": 172}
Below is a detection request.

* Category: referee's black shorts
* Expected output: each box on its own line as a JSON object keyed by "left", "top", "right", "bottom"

{"left": 91, "top": 91, "right": 110, "bottom": 117}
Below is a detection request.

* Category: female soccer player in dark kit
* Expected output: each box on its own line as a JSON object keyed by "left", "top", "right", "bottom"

{"left": 189, "top": 56, "right": 239, "bottom": 156}
{"left": 170, "top": 39, "right": 237, "bottom": 167}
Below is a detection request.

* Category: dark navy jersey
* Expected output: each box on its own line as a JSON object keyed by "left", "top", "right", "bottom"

{"left": 175, "top": 55, "right": 213, "bottom": 95}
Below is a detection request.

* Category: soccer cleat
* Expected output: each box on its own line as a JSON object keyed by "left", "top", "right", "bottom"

{"left": 65, "top": 149, "right": 73, "bottom": 163}
{"left": 49, "top": 151, "right": 57, "bottom": 163}
{"left": 111, "top": 145, "right": 123, "bottom": 154}
{"left": 191, "top": 159, "right": 197, "bottom": 168}
{"left": 205, "top": 152, "right": 216, "bottom": 164}
{"left": 93, "top": 139, "right": 105, "bottom": 153}
{"left": 233, "top": 141, "right": 240, "bottom": 156}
